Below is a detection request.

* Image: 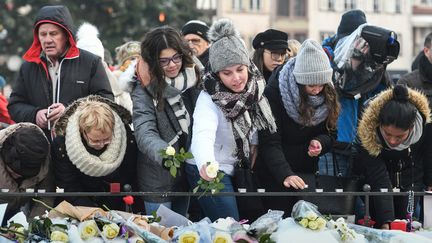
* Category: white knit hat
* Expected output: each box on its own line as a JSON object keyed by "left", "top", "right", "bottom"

{"left": 293, "top": 39, "right": 333, "bottom": 85}
{"left": 76, "top": 22, "right": 104, "bottom": 60}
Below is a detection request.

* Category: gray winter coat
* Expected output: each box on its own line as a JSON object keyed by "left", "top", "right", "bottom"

{"left": 131, "top": 81, "right": 199, "bottom": 203}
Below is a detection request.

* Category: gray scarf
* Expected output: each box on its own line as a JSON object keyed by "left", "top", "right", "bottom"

{"left": 380, "top": 110, "right": 423, "bottom": 151}
{"left": 279, "top": 59, "right": 329, "bottom": 126}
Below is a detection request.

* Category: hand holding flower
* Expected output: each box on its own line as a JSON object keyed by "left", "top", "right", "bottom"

{"left": 193, "top": 162, "right": 225, "bottom": 197}
{"left": 160, "top": 146, "right": 193, "bottom": 177}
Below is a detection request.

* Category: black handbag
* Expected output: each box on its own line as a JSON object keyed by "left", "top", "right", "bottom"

{"left": 232, "top": 158, "right": 264, "bottom": 218}
{"left": 295, "top": 149, "right": 363, "bottom": 215}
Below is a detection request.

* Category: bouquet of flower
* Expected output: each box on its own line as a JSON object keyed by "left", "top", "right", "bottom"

{"left": 328, "top": 217, "right": 357, "bottom": 241}
{"left": 0, "top": 217, "right": 70, "bottom": 242}
{"left": 291, "top": 200, "right": 327, "bottom": 231}
{"left": 192, "top": 161, "right": 225, "bottom": 197}
{"left": 160, "top": 145, "right": 193, "bottom": 177}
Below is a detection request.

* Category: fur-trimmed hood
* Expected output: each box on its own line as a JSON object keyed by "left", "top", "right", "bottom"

{"left": 358, "top": 88, "right": 431, "bottom": 157}
{"left": 54, "top": 95, "right": 131, "bottom": 137}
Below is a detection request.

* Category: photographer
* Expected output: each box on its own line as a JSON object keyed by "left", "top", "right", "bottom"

{"left": 320, "top": 12, "right": 396, "bottom": 177}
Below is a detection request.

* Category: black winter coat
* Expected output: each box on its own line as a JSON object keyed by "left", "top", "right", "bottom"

{"left": 353, "top": 88, "right": 432, "bottom": 226}
{"left": 8, "top": 5, "right": 113, "bottom": 138}
{"left": 51, "top": 96, "right": 137, "bottom": 210}
{"left": 257, "top": 72, "right": 335, "bottom": 191}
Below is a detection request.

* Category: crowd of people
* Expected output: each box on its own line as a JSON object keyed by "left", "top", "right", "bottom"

{"left": 1, "top": 5, "right": 432, "bottom": 231}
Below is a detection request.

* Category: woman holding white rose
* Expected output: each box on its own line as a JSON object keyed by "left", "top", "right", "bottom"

{"left": 131, "top": 26, "right": 201, "bottom": 216}
{"left": 187, "top": 19, "right": 277, "bottom": 221}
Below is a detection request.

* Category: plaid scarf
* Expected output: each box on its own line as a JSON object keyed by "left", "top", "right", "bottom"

{"left": 203, "top": 63, "right": 277, "bottom": 159}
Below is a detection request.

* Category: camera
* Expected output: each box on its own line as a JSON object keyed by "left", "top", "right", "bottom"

{"left": 361, "top": 25, "right": 400, "bottom": 64}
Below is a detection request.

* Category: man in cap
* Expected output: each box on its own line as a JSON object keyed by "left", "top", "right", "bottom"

{"left": 182, "top": 20, "right": 210, "bottom": 67}
{"left": 8, "top": 5, "right": 113, "bottom": 139}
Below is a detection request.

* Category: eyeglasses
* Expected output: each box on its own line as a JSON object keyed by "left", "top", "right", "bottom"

{"left": 84, "top": 131, "right": 112, "bottom": 147}
{"left": 264, "top": 50, "right": 288, "bottom": 61}
{"left": 159, "top": 53, "right": 183, "bottom": 67}
{"left": 186, "top": 38, "right": 201, "bottom": 45}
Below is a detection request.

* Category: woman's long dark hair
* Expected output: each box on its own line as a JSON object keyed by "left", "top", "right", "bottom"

{"left": 140, "top": 26, "right": 195, "bottom": 110}
{"left": 252, "top": 48, "right": 265, "bottom": 74}
{"left": 379, "top": 85, "right": 417, "bottom": 130}
{"left": 298, "top": 84, "right": 340, "bottom": 130}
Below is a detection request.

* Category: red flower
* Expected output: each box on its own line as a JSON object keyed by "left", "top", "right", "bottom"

{"left": 123, "top": 195, "right": 134, "bottom": 205}
{"left": 358, "top": 216, "right": 376, "bottom": 227}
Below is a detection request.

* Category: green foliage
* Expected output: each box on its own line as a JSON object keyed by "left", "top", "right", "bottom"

{"left": 147, "top": 211, "right": 162, "bottom": 224}
{"left": 0, "top": 0, "right": 203, "bottom": 83}
{"left": 160, "top": 146, "right": 193, "bottom": 177}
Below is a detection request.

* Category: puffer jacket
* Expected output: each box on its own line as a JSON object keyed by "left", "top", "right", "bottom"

{"left": 353, "top": 87, "right": 432, "bottom": 226}
{"left": 0, "top": 123, "right": 53, "bottom": 222}
{"left": 8, "top": 5, "right": 113, "bottom": 137}
{"left": 51, "top": 95, "right": 137, "bottom": 210}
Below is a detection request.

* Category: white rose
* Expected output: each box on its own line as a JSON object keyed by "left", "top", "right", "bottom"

{"left": 50, "top": 231, "right": 69, "bottom": 242}
{"left": 166, "top": 146, "right": 176, "bottom": 156}
{"left": 206, "top": 162, "right": 219, "bottom": 179}
{"left": 79, "top": 220, "right": 99, "bottom": 240}
{"left": 306, "top": 211, "right": 318, "bottom": 221}
{"left": 102, "top": 223, "right": 120, "bottom": 239}
{"left": 316, "top": 217, "right": 327, "bottom": 230}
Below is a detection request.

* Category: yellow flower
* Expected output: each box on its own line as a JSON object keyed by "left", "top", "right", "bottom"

{"left": 50, "top": 230, "right": 69, "bottom": 242}
{"left": 213, "top": 231, "right": 233, "bottom": 243}
{"left": 316, "top": 217, "right": 327, "bottom": 230}
{"left": 306, "top": 211, "right": 318, "bottom": 221}
{"left": 206, "top": 161, "right": 219, "bottom": 179}
{"left": 15, "top": 227, "right": 26, "bottom": 243}
{"left": 102, "top": 223, "right": 120, "bottom": 239}
{"left": 80, "top": 220, "right": 99, "bottom": 240}
{"left": 299, "top": 218, "right": 309, "bottom": 228}
{"left": 308, "top": 220, "right": 318, "bottom": 230}
{"left": 179, "top": 231, "right": 200, "bottom": 243}
{"left": 166, "top": 146, "right": 176, "bottom": 156}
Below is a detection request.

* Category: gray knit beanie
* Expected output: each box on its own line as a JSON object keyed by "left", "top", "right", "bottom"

{"left": 208, "top": 19, "right": 249, "bottom": 73}
{"left": 293, "top": 39, "right": 333, "bottom": 85}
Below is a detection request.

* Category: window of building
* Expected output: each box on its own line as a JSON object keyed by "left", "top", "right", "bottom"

{"left": 250, "top": 0, "right": 261, "bottom": 11}
{"left": 328, "top": 0, "right": 336, "bottom": 11}
{"left": 294, "top": 0, "right": 306, "bottom": 16}
{"left": 344, "top": 0, "right": 356, "bottom": 10}
{"left": 373, "top": 0, "right": 380, "bottom": 13}
{"left": 232, "top": 0, "right": 242, "bottom": 11}
{"left": 277, "top": 0, "right": 290, "bottom": 16}
{"left": 395, "top": 0, "right": 401, "bottom": 13}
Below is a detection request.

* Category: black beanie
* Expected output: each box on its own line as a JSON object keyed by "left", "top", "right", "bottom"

{"left": 1, "top": 127, "right": 49, "bottom": 178}
{"left": 337, "top": 9, "right": 367, "bottom": 36}
{"left": 182, "top": 20, "right": 210, "bottom": 42}
{"left": 252, "top": 29, "right": 288, "bottom": 50}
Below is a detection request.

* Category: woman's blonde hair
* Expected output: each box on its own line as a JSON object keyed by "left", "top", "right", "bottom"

{"left": 287, "top": 39, "right": 301, "bottom": 59}
{"left": 78, "top": 101, "right": 115, "bottom": 134}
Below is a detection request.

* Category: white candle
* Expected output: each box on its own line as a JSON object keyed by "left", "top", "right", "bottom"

{"left": 56, "top": 188, "right": 64, "bottom": 193}
{"left": 1, "top": 189, "right": 9, "bottom": 192}
{"left": 238, "top": 188, "right": 247, "bottom": 193}
{"left": 257, "top": 188, "right": 266, "bottom": 193}
{"left": 26, "top": 188, "right": 34, "bottom": 193}
{"left": 380, "top": 188, "right": 388, "bottom": 192}
{"left": 335, "top": 189, "right": 343, "bottom": 192}
{"left": 315, "top": 189, "right": 323, "bottom": 192}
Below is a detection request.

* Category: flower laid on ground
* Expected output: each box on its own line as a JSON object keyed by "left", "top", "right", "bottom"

{"left": 178, "top": 230, "right": 200, "bottom": 243}
{"left": 160, "top": 146, "right": 194, "bottom": 177}
{"left": 79, "top": 220, "right": 99, "bottom": 240}
{"left": 328, "top": 217, "right": 357, "bottom": 241}
{"left": 193, "top": 161, "right": 225, "bottom": 197}
{"left": 102, "top": 222, "right": 120, "bottom": 239}
{"left": 213, "top": 231, "right": 233, "bottom": 243}
{"left": 295, "top": 211, "right": 326, "bottom": 231}
{"left": 0, "top": 223, "right": 27, "bottom": 243}
{"left": 50, "top": 230, "right": 69, "bottom": 242}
